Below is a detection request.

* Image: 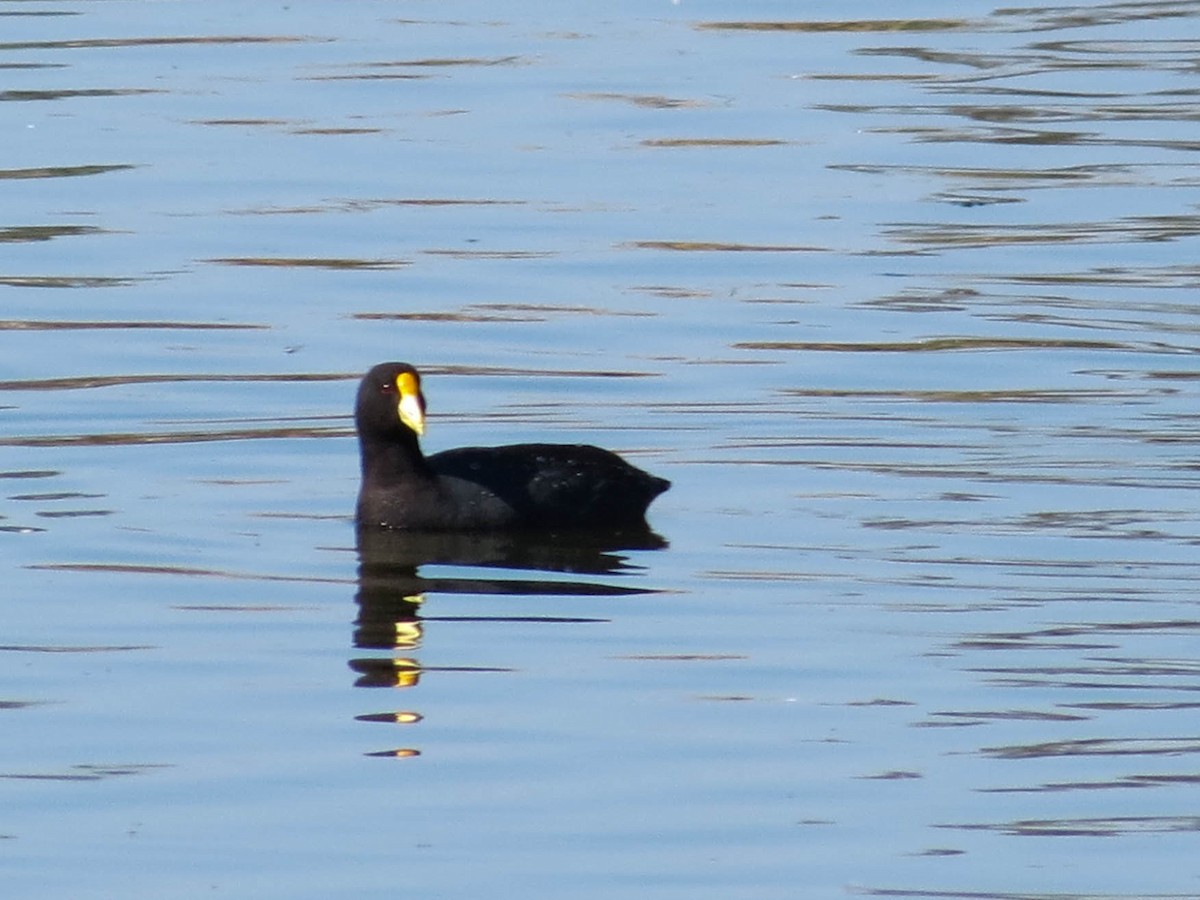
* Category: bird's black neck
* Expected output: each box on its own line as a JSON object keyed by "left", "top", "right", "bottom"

{"left": 358, "top": 433, "right": 434, "bottom": 484}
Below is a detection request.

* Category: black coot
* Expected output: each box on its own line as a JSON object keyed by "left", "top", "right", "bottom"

{"left": 355, "top": 362, "right": 670, "bottom": 531}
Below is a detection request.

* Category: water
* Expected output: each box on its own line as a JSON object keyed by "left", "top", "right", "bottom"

{"left": 3, "top": 2, "right": 1200, "bottom": 897}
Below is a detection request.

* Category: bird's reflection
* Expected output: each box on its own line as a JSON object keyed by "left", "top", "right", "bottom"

{"left": 350, "top": 525, "right": 667, "bottom": 756}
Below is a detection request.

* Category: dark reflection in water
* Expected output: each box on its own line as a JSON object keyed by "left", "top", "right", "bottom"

{"left": 942, "top": 814, "right": 1200, "bottom": 837}
{"left": 350, "top": 526, "right": 665, "bottom": 755}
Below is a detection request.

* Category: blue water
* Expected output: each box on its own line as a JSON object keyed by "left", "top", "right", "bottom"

{"left": 3, "top": 2, "right": 1200, "bottom": 898}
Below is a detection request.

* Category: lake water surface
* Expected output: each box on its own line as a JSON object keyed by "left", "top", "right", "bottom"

{"left": 3, "top": 2, "right": 1200, "bottom": 898}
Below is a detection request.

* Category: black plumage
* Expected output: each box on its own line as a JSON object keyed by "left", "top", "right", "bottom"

{"left": 355, "top": 362, "right": 670, "bottom": 531}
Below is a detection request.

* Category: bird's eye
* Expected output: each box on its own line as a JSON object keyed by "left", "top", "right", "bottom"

{"left": 380, "top": 381, "right": 395, "bottom": 393}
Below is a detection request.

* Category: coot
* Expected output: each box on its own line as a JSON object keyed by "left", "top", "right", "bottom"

{"left": 355, "top": 362, "right": 670, "bottom": 531}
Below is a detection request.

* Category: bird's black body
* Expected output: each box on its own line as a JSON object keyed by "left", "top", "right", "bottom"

{"left": 355, "top": 362, "right": 670, "bottom": 531}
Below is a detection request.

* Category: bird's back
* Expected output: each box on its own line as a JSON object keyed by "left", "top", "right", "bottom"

{"left": 429, "top": 443, "right": 669, "bottom": 529}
